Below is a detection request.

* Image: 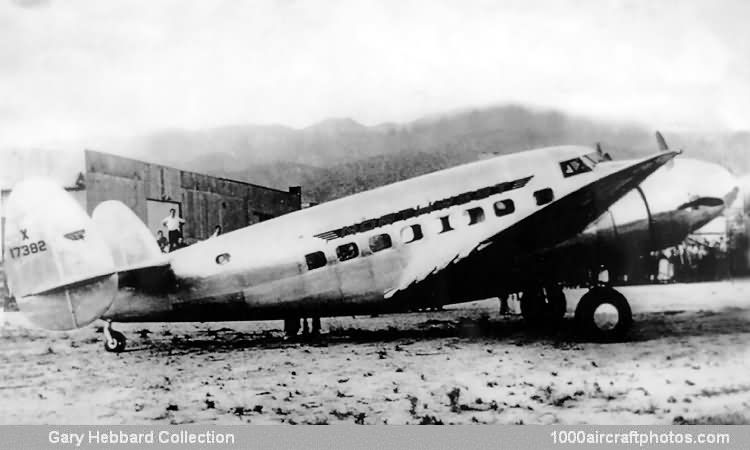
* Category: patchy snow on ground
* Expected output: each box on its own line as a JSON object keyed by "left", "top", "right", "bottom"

{"left": 1, "top": 280, "right": 749, "bottom": 425}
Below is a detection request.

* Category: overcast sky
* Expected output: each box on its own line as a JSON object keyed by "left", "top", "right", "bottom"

{"left": 1, "top": 0, "right": 749, "bottom": 149}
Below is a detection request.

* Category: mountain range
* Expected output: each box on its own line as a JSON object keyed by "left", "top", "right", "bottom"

{"left": 72, "top": 105, "right": 750, "bottom": 203}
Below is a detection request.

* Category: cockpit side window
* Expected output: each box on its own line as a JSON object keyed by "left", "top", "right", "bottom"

{"left": 560, "top": 157, "right": 593, "bottom": 178}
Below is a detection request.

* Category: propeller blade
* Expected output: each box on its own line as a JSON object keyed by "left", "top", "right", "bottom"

{"left": 655, "top": 131, "right": 669, "bottom": 152}
{"left": 594, "top": 142, "right": 612, "bottom": 161}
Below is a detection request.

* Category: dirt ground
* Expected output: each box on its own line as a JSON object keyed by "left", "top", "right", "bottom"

{"left": 1, "top": 280, "right": 749, "bottom": 425}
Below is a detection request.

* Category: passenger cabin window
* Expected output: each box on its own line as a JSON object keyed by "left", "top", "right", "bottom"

{"left": 534, "top": 188, "right": 554, "bottom": 206}
{"left": 369, "top": 233, "right": 392, "bottom": 253}
{"left": 336, "top": 242, "right": 359, "bottom": 262}
{"left": 560, "top": 157, "right": 593, "bottom": 178}
{"left": 466, "top": 207, "right": 485, "bottom": 225}
{"left": 494, "top": 199, "right": 515, "bottom": 217}
{"left": 439, "top": 216, "right": 453, "bottom": 233}
{"left": 401, "top": 224, "right": 423, "bottom": 243}
{"left": 305, "top": 251, "right": 327, "bottom": 271}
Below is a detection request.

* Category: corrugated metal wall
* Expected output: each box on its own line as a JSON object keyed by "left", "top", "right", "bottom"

{"left": 85, "top": 150, "right": 301, "bottom": 242}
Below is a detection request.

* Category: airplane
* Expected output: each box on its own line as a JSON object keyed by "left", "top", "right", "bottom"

{"left": 3, "top": 139, "right": 688, "bottom": 353}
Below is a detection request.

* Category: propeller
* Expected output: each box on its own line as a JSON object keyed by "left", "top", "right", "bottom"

{"left": 655, "top": 130, "right": 679, "bottom": 168}
{"left": 594, "top": 142, "right": 612, "bottom": 161}
{"left": 655, "top": 131, "right": 669, "bottom": 152}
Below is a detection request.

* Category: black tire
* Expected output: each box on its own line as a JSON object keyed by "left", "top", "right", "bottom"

{"left": 520, "top": 285, "right": 566, "bottom": 326}
{"left": 104, "top": 329, "right": 126, "bottom": 353}
{"left": 574, "top": 286, "right": 632, "bottom": 342}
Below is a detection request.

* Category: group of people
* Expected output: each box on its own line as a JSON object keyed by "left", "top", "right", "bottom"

{"left": 589, "top": 237, "right": 741, "bottom": 286}
{"left": 650, "top": 238, "right": 732, "bottom": 284}
{"left": 156, "top": 208, "right": 187, "bottom": 253}
{"left": 549, "top": 233, "right": 747, "bottom": 289}
{"left": 155, "top": 208, "right": 223, "bottom": 253}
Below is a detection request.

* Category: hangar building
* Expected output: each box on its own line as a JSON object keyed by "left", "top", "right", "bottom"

{"left": 1, "top": 149, "right": 302, "bottom": 264}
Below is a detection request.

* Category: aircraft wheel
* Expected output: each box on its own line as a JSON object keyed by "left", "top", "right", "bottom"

{"left": 104, "top": 329, "right": 126, "bottom": 353}
{"left": 574, "top": 286, "right": 632, "bottom": 342}
{"left": 520, "top": 285, "right": 566, "bottom": 326}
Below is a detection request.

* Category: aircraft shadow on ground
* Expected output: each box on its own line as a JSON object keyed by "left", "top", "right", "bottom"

{"left": 128, "top": 308, "right": 750, "bottom": 354}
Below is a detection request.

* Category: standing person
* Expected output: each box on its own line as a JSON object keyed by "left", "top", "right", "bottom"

{"left": 499, "top": 293, "right": 511, "bottom": 315}
{"left": 161, "top": 208, "right": 185, "bottom": 251}
{"left": 209, "top": 225, "right": 222, "bottom": 239}
{"left": 155, "top": 230, "right": 169, "bottom": 253}
{"left": 657, "top": 250, "right": 671, "bottom": 283}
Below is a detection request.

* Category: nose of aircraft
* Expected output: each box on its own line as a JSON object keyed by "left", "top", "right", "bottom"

{"left": 640, "top": 157, "right": 739, "bottom": 216}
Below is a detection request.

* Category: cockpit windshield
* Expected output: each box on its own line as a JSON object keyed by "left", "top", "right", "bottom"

{"left": 560, "top": 157, "right": 593, "bottom": 177}
{"left": 560, "top": 150, "right": 609, "bottom": 177}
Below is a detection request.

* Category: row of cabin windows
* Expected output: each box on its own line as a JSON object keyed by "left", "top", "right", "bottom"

{"left": 304, "top": 188, "right": 554, "bottom": 271}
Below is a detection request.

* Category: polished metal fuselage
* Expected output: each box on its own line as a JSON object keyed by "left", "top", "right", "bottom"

{"left": 102, "top": 147, "right": 682, "bottom": 323}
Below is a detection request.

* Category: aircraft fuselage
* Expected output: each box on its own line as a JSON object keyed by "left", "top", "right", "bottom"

{"left": 101, "top": 146, "right": 679, "bottom": 323}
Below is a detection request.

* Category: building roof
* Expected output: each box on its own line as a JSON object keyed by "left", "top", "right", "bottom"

{"left": 0, "top": 148, "right": 85, "bottom": 191}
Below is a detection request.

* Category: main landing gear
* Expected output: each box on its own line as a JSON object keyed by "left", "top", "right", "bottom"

{"left": 519, "top": 285, "right": 567, "bottom": 326}
{"left": 103, "top": 321, "right": 127, "bottom": 353}
{"left": 574, "top": 285, "right": 632, "bottom": 342}
{"left": 283, "top": 317, "right": 321, "bottom": 339}
{"left": 519, "top": 284, "right": 633, "bottom": 341}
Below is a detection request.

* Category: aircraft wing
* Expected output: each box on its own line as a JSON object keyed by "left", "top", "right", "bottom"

{"left": 384, "top": 219, "right": 499, "bottom": 298}
{"left": 384, "top": 151, "right": 678, "bottom": 299}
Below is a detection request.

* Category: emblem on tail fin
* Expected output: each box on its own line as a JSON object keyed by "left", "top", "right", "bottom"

{"left": 64, "top": 229, "right": 86, "bottom": 241}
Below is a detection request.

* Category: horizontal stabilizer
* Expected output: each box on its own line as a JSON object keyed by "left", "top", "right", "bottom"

{"left": 92, "top": 200, "right": 168, "bottom": 271}
{"left": 26, "top": 273, "right": 115, "bottom": 297}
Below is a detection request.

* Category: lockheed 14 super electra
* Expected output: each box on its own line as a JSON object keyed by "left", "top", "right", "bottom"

{"left": 3, "top": 133, "right": 737, "bottom": 352}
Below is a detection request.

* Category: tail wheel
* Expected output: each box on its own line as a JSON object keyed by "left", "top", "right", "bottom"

{"left": 104, "top": 329, "right": 126, "bottom": 353}
{"left": 574, "top": 286, "right": 632, "bottom": 342}
{"left": 520, "top": 285, "right": 566, "bottom": 326}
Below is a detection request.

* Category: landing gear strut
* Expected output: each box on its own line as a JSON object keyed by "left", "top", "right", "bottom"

{"left": 103, "top": 321, "right": 126, "bottom": 353}
{"left": 311, "top": 317, "right": 321, "bottom": 336}
{"left": 284, "top": 317, "right": 322, "bottom": 339}
{"left": 520, "top": 285, "right": 566, "bottom": 326}
{"left": 574, "top": 285, "right": 632, "bottom": 342}
{"left": 283, "top": 317, "right": 300, "bottom": 338}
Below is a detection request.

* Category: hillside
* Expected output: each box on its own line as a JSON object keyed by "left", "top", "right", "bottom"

{"left": 186, "top": 106, "right": 749, "bottom": 203}
{"left": 16, "top": 104, "right": 747, "bottom": 204}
